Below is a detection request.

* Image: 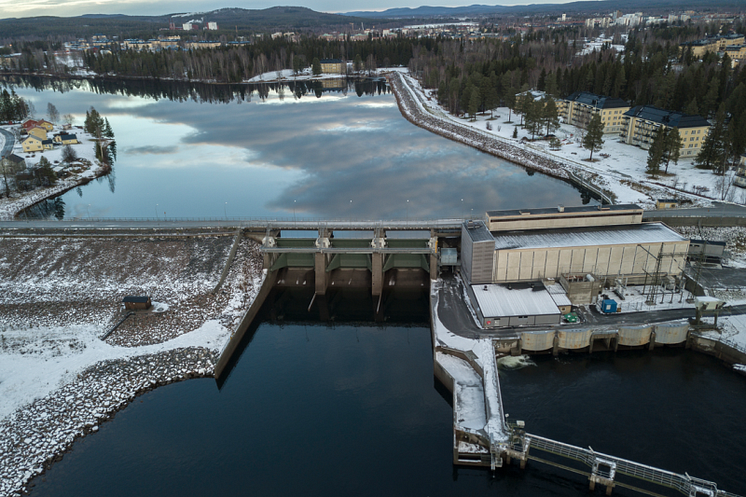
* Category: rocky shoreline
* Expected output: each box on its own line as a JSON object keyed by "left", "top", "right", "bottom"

{"left": 0, "top": 347, "right": 216, "bottom": 497}
{"left": 0, "top": 234, "right": 262, "bottom": 496}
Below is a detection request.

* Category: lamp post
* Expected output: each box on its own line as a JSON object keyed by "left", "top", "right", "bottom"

{"left": 293, "top": 199, "right": 297, "bottom": 226}
{"left": 87, "top": 203, "right": 91, "bottom": 219}
{"left": 461, "top": 198, "right": 464, "bottom": 219}
{"left": 406, "top": 199, "right": 409, "bottom": 225}
{"left": 155, "top": 204, "right": 159, "bottom": 220}
{"left": 224, "top": 201, "right": 227, "bottom": 220}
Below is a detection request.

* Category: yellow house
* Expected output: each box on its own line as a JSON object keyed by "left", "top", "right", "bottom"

{"left": 560, "top": 92, "right": 629, "bottom": 134}
{"left": 320, "top": 58, "right": 344, "bottom": 74}
{"left": 725, "top": 45, "right": 746, "bottom": 66}
{"left": 27, "top": 126, "right": 48, "bottom": 140}
{"left": 620, "top": 106, "right": 711, "bottom": 158}
{"left": 53, "top": 133, "right": 79, "bottom": 145}
{"left": 21, "top": 135, "right": 44, "bottom": 153}
{"left": 36, "top": 119, "right": 54, "bottom": 131}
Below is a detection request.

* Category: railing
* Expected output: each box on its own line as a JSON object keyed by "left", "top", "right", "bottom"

{"left": 1, "top": 215, "right": 468, "bottom": 225}
{"left": 526, "top": 433, "right": 740, "bottom": 497}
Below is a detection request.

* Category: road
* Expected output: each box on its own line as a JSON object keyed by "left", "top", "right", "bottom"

{"left": 0, "top": 128, "right": 15, "bottom": 158}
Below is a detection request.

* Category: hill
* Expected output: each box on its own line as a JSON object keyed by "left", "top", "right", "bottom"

{"left": 0, "top": 7, "right": 374, "bottom": 39}
{"left": 345, "top": 0, "right": 745, "bottom": 18}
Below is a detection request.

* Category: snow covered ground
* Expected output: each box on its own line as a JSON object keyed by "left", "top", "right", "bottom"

{"left": 0, "top": 235, "right": 263, "bottom": 496}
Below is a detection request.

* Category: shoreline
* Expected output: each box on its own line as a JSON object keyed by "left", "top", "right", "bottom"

{"left": 385, "top": 72, "right": 722, "bottom": 207}
{"left": 0, "top": 148, "right": 112, "bottom": 221}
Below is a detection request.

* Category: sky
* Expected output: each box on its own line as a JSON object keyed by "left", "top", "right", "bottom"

{"left": 0, "top": 0, "right": 576, "bottom": 19}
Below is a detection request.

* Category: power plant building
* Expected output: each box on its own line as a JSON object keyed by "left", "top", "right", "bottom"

{"left": 462, "top": 205, "right": 689, "bottom": 306}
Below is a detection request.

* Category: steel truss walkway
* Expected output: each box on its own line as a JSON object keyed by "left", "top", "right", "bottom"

{"left": 515, "top": 432, "right": 742, "bottom": 497}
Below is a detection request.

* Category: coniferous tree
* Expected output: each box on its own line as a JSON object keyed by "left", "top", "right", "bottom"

{"left": 583, "top": 113, "right": 605, "bottom": 161}
{"left": 695, "top": 108, "right": 728, "bottom": 174}
{"left": 663, "top": 127, "right": 682, "bottom": 174}
{"left": 646, "top": 128, "right": 666, "bottom": 176}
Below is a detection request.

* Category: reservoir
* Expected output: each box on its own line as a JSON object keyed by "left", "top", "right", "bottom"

{"left": 28, "top": 288, "right": 746, "bottom": 496}
{"left": 7, "top": 77, "right": 595, "bottom": 220}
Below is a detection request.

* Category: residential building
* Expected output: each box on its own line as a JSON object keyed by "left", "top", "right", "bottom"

{"left": 184, "top": 41, "right": 221, "bottom": 49}
{"left": 724, "top": 44, "right": 746, "bottom": 66}
{"left": 21, "top": 135, "right": 44, "bottom": 153}
{"left": 53, "top": 133, "right": 79, "bottom": 145}
{"left": 22, "top": 119, "right": 53, "bottom": 132}
{"left": 1, "top": 153, "right": 25, "bottom": 174}
{"left": 27, "top": 126, "right": 48, "bottom": 140}
{"left": 680, "top": 33, "right": 746, "bottom": 58}
{"left": 320, "top": 58, "right": 345, "bottom": 74}
{"left": 736, "top": 155, "right": 746, "bottom": 189}
{"left": 620, "top": 106, "right": 711, "bottom": 158}
{"left": 558, "top": 92, "right": 629, "bottom": 134}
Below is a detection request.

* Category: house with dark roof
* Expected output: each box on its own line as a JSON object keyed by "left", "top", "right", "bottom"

{"left": 53, "top": 133, "right": 79, "bottom": 145}
{"left": 620, "top": 105, "right": 711, "bottom": 157}
{"left": 21, "top": 134, "right": 44, "bottom": 153}
{"left": 1, "top": 153, "right": 25, "bottom": 174}
{"left": 557, "top": 91, "right": 629, "bottom": 134}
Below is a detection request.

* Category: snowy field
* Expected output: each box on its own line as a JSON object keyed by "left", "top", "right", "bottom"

{"left": 0, "top": 235, "right": 263, "bottom": 496}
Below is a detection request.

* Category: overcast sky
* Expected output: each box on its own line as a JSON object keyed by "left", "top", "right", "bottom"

{"left": 0, "top": 0, "right": 576, "bottom": 19}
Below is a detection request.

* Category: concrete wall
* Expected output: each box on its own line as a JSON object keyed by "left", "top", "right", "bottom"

{"left": 654, "top": 322, "right": 689, "bottom": 344}
{"left": 521, "top": 331, "right": 555, "bottom": 351}
{"left": 618, "top": 325, "right": 652, "bottom": 346}
{"left": 557, "top": 329, "right": 593, "bottom": 349}
{"left": 493, "top": 242, "right": 688, "bottom": 284}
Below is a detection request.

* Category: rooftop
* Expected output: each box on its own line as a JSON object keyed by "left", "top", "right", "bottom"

{"left": 463, "top": 220, "right": 493, "bottom": 243}
{"left": 471, "top": 283, "right": 561, "bottom": 318}
{"left": 624, "top": 105, "right": 710, "bottom": 129}
{"left": 565, "top": 91, "right": 629, "bottom": 109}
{"left": 492, "top": 222, "right": 688, "bottom": 251}
{"left": 486, "top": 203, "right": 642, "bottom": 218}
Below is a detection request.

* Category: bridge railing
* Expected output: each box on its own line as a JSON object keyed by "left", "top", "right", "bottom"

{"left": 526, "top": 433, "right": 738, "bottom": 496}
{"left": 3, "top": 216, "right": 469, "bottom": 229}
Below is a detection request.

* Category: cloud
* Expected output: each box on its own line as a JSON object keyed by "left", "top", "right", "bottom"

{"left": 120, "top": 145, "right": 178, "bottom": 155}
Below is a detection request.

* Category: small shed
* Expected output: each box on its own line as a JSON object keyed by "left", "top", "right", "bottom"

{"left": 123, "top": 296, "right": 152, "bottom": 310}
{"left": 655, "top": 199, "right": 679, "bottom": 209}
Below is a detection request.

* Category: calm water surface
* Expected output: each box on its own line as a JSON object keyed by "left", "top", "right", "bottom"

{"left": 10, "top": 79, "right": 594, "bottom": 220}
{"left": 29, "top": 321, "right": 746, "bottom": 496}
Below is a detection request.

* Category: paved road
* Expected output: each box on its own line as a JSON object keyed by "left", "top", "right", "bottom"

{"left": 0, "top": 128, "right": 14, "bottom": 158}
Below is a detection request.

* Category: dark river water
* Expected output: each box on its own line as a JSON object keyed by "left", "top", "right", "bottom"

{"left": 28, "top": 289, "right": 746, "bottom": 497}
{"left": 7, "top": 77, "right": 596, "bottom": 220}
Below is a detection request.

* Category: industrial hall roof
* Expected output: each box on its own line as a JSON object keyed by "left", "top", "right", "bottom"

{"left": 493, "top": 222, "right": 687, "bottom": 251}
{"left": 486, "top": 204, "right": 641, "bottom": 218}
{"left": 471, "top": 283, "right": 561, "bottom": 318}
{"left": 623, "top": 105, "right": 710, "bottom": 129}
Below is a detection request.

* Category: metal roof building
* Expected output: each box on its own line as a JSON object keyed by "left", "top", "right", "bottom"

{"left": 469, "top": 283, "right": 561, "bottom": 328}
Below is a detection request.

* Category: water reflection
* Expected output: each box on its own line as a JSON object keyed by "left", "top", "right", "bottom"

{"left": 7, "top": 77, "right": 595, "bottom": 220}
